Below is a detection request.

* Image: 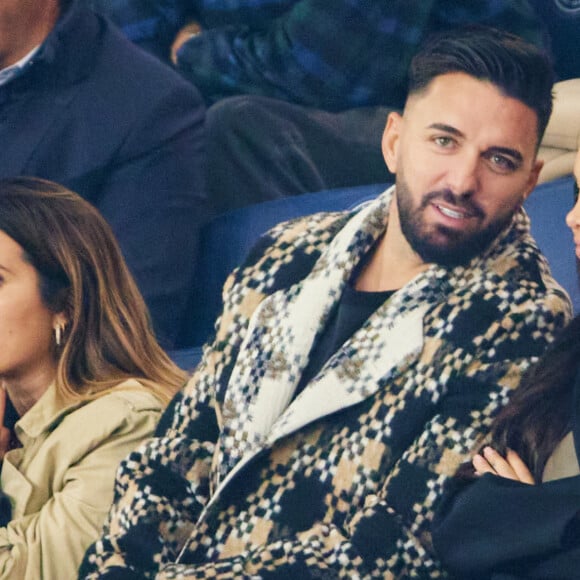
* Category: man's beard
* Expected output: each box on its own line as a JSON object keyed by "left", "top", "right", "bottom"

{"left": 396, "top": 176, "right": 515, "bottom": 268}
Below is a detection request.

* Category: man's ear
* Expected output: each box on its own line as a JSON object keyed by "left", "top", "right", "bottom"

{"left": 381, "top": 112, "right": 403, "bottom": 174}
{"left": 522, "top": 158, "right": 544, "bottom": 204}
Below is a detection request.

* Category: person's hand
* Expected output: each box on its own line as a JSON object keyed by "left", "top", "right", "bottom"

{"left": 0, "top": 388, "right": 11, "bottom": 460}
{"left": 171, "top": 21, "right": 203, "bottom": 65}
{"left": 472, "top": 446, "right": 535, "bottom": 484}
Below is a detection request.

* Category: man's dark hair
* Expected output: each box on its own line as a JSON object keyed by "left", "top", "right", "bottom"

{"left": 408, "top": 26, "right": 554, "bottom": 145}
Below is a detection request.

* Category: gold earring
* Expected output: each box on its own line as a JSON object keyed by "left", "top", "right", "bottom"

{"left": 55, "top": 324, "right": 63, "bottom": 347}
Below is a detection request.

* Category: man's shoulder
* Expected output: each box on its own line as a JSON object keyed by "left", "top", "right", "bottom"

{"left": 464, "top": 224, "right": 573, "bottom": 322}
{"left": 57, "top": 3, "right": 202, "bottom": 106}
{"left": 245, "top": 209, "right": 351, "bottom": 263}
{"left": 226, "top": 209, "right": 353, "bottom": 293}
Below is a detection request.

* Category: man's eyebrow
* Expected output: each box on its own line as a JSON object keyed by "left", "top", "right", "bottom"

{"left": 427, "top": 123, "right": 464, "bottom": 137}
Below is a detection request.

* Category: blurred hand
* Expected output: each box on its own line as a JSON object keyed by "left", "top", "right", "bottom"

{"left": 472, "top": 446, "right": 535, "bottom": 484}
{"left": 171, "top": 21, "right": 203, "bottom": 65}
{"left": 0, "top": 389, "right": 11, "bottom": 460}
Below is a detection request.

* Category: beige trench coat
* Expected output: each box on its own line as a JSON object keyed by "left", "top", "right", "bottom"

{"left": 0, "top": 380, "right": 162, "bottom": 579}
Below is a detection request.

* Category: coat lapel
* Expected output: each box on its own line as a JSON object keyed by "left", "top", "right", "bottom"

{"left": 216, "top": 191, "right": 390, "bottom": 469}
{"left": 268, "top": 306, "right": 428, "bottom": 443}
{"left": 208, "top": 258, "right": 450, "bottom": 511}
{"left": 212, "top": 188, "right": 453, "bottom": 484}
{"left": 267, "top": 272, "right": 442, "bottom": 443}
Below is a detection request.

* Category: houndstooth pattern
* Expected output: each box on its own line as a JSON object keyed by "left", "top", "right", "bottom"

{"left": 80, "top": 186, "right": 571, "bottom": 579}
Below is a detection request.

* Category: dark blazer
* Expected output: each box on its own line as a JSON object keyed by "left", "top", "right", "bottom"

{"left": 0, "top": 0, "right": 208, "bottom": 348}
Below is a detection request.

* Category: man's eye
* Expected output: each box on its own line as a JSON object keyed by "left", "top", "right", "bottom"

{"left": 574, "top": 182, "right": 579, "bottom": 204}
{"left": 434, "top": 136, "right": 454, "bottom": 148}
{"left": 489, "top": 154, "right": 517, "bottom": 173}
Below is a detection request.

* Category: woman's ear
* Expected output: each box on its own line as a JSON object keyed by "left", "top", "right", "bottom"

{"left": 381, "top": 112, "right": 403, "bottom": 174}
{"left": 52, "top": 313, "right": 68, "bottom": 334}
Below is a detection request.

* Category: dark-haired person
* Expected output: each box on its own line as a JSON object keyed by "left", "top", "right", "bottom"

{"left": 432, "top": 149, "right": 580, "bottom": 578}
{"left": 80, "top": 28, "right": 570, "bottom": 578}
{"left": 0, "top": 178, "right": 186, "bottom": 579}
{"left": 0, "top": 0, "right": 208, "bottom": 349}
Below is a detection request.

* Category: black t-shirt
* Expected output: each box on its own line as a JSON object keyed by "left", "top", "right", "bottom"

{"left": 295, "top": 283, "right": 394, "bottom": 398}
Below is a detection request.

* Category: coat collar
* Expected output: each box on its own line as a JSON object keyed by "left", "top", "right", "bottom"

{"left": 219, "top": 186, "right": 535, "bottom": 456}
{"left": 14, "top": 378, "right": 142, "bottom": 444}
{"left": 216, "top": 187, "right": 456, "bottom": 472}
{"left": 14, "top": 383, "right": 83, "bottom": 445}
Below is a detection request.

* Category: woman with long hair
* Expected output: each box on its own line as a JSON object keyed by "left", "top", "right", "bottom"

{"left": 0, "top": 177, "right": 186, "bottom": 579}
{"left": 433, "top": 151, "right": 580, "bottom": 578}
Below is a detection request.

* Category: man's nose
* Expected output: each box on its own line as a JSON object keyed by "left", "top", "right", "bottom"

{"left": 444, "top": 152, "right": 479, "bottom": 197}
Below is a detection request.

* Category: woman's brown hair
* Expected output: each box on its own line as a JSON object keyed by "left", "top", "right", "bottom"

{"left": 0, "top": 177, "right": 186, "bottom": 404}
{"left": 455, "top": 315, "right": 580, "bottom": 483}
{"left": 488, "top": 315, "right": 580, "bottom": 481}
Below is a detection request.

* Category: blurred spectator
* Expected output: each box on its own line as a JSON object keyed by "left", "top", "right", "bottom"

{"left": 91, "top": 1, "right": 554, "bottom": 212}
{"left": 0, "top": 0, "right": 208, "bottom": 348}
{"left": 92, "top": 2, "right": 578, "bottom": 212}
{"left": 198, "top": 1, "right": 555, "bottom": 211}
{"left": 88, "top": 0, "right": 297, "bottom": 62}
{"left": 529, "top": 0, "right": 580, "bottom": 81}
{"left": 90, "top": 0, "right": 547, "bottom": 107}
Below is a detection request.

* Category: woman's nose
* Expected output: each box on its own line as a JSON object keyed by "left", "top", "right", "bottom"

{"left": 565, "top": 192, "right": 580, "bottom": 231}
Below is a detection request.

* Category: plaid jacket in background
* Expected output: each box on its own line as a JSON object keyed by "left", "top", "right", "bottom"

{"left": 89, "top": 0, "right": 547, "bottom": 108}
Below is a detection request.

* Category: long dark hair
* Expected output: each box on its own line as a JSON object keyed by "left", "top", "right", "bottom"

{"left": 460, "top": 315, "right": 580, "bottom": 482}
{"left": 490, "top": 315, "right": 580, "bottom": 480}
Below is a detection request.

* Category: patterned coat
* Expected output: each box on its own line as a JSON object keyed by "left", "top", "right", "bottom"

{"left": 81, "top": 187, "right": 571, "bottom": 579}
